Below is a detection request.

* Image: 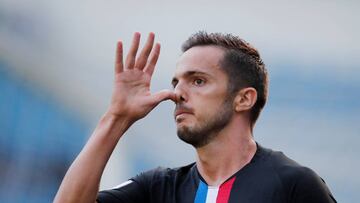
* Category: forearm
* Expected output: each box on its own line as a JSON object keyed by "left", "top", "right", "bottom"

{"left": 54, "top": 112, "right": 132, "bottom": 203}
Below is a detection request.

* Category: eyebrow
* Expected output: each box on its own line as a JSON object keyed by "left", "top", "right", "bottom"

{"left": 171, "top": 70, "right": 211, "bottom": 86}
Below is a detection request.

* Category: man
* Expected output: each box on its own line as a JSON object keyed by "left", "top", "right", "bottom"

{"left": 54, "top": 32, "right": 337, "bottom": 203}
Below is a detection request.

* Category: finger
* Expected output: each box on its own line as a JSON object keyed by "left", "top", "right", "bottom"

{"left": 143, "top": 43, "right": 161, "bottom": 76}
{"left": 115, "top": 41, "right": 123, "bottom": 73}
{"left": 125, "top": 32, "right": 141, "bottom": 70}
{"left": 149, "top": 89, "right": 176, "bottom": 106}
{"left": 135, "top": 32, "right": 155, "bottom": 70}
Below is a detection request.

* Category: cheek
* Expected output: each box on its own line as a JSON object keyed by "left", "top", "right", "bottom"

{"left": 194, "top": 100, "right": 223, "bottom": 120}
{"left": 190, "top": 85, "right": 229, "bottom": 116}
{"left": 193, "top": 83, "right": 228, "bottom": 100}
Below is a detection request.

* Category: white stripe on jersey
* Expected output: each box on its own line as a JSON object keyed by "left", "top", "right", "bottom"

{"left": 112, "top": 180, "right": 133, "bottom": 189}
{"left": 205, "top": 186, "right": 219, "bottom": 203}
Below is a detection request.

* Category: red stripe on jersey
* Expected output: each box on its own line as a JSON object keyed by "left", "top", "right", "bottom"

{"left": 216, "top": 176, "right": 236, "bottom": 203}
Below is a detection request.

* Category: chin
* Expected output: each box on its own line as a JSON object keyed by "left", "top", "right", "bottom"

{"left": 176, "top": 119, "right": 196, "bottom": 129}
{"left": 176, "top": 125, "right": 207, "bottom": 148}
{"left": 176, "top": 123, "right": 188, "bottom": 132}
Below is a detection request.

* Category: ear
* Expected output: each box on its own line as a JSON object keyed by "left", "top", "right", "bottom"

{"left": 234, "top": 87, "right": 257, "bottom": 112}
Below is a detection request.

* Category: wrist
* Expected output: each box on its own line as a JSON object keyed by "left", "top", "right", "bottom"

{"left": 103, "top": 109, "right": 132, "bottom": 124}
{"left": 97, "top": 111, "right": 133, "bottom": 139}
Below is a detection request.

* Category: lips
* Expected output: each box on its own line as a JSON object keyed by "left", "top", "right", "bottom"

{"left": 174, "top": 105, "right": 194, "bottom": 119}
{"left": 174, "top": 109, "right": 193, "bottom": 117}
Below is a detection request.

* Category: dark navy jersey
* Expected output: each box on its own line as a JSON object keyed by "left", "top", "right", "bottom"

{"left": 97, "top": 144, "right": 337, "bottom": 203}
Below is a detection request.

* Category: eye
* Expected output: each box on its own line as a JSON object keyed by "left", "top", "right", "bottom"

{"left": 193, "top": 78, "right": 205, "bottom": 86}
{"left": 171, "top": 79, "right": 178, "bottom": 89}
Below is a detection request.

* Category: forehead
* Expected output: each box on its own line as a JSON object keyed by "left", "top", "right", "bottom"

{"left": 174, "top": 45, "right": 225, "bottom": 77}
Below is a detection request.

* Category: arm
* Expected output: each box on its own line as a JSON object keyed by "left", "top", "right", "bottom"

{"left": 53, "top": 32, "right": 175, "bottom": 203}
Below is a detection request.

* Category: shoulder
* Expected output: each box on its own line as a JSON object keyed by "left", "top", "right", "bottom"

{"left": 258, "top": 145, "right": 336, "bottom": 202}
{"left": 97, "top": 163, "right": 196, "bottom": 203}
{"left": 131, "top": 162, "right": 196, "bottom": 184}
{"left": 260, "top": 145, "right": 322, "bottom": 184}
{"left": 256, "top": 144, "right": 315, "bottom": 176}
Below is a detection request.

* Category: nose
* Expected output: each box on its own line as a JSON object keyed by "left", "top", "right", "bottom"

{"left": 174, "top": 82, "right": 187, "bottom": 103}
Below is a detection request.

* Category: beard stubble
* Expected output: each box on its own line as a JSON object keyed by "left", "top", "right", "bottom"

{"left": 176, "top": 96, "right": 234, "bottom": 148}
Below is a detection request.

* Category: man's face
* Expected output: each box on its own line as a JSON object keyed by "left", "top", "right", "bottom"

{"left": 172, "top": 45, "right": 234, "bottom": 148}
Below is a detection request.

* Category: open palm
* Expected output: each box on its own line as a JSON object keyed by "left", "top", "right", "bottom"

{"left": 108, "top": 32, "right": 175, "bottom": 123}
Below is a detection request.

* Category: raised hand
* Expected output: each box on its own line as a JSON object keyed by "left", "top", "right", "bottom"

{"left": 54, "top": 32, "right": 175, "bottom": 203}
{"left": 107, "top": 32, "right": 175, "bottom": 123}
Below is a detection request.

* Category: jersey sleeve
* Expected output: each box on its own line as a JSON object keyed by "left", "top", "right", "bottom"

{"left": 291, "top": 167, "right": 337, "bottom": 203}
{"left": 97, "top": 179, "right": 146, "bottom": 203}
{"left": 96, "top": 168, "right": 161, "bottom": 203}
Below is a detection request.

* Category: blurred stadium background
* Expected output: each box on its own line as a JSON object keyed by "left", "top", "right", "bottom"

{"left": 0, "top": 0, "right": 359, "bottom": 202}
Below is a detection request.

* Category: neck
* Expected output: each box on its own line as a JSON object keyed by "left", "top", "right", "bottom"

{"left": 195, "top": 117, "right": 257, "bottom": 186}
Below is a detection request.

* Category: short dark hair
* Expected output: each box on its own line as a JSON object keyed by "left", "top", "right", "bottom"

{"left": 181, "top": 31, "right": 269, "bottom": 128}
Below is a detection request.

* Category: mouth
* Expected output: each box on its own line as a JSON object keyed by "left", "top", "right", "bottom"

{"left": 174, "top": 106, "right": 194, "bottom": 121}
{"left": 174, "top": 110, "right": 193, "bottom": 118}
{"left": 174, "top": 104, "right": 194, "bottom": 121}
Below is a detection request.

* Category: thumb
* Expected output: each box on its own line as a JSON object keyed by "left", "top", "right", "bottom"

{"left": 150, "top": 89, "right": 176, "bottom": 105}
